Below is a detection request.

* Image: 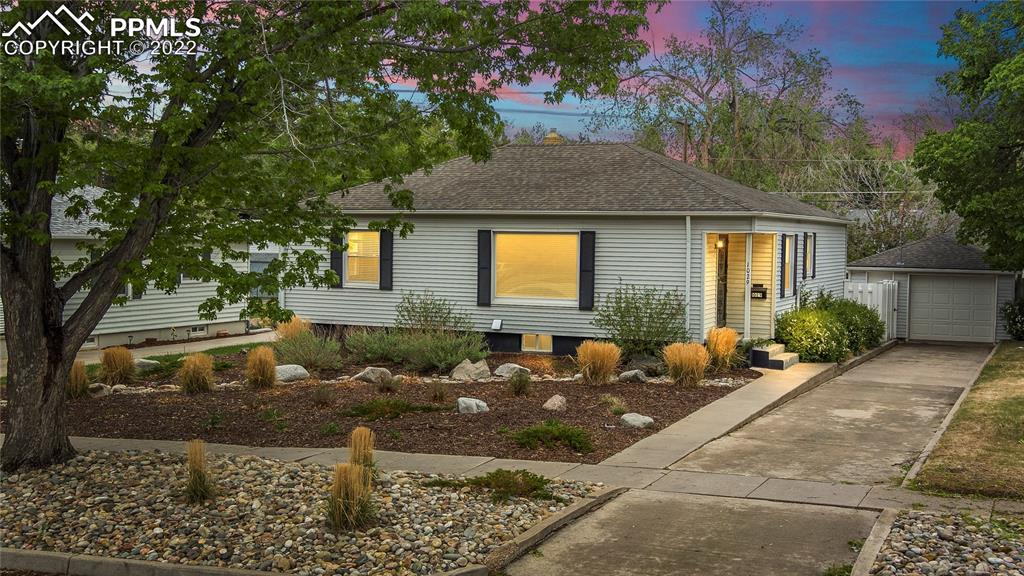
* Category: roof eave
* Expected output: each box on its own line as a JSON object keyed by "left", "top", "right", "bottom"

{"left": 337, "top": 209, "right": 850, "bottom": 225}
{"left": 847, "top": 265, "right": 1016, "bottom": 275}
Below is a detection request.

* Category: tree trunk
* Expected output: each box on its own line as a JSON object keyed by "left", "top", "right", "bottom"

{"left": 1, "top": 268, "right": 76, "bottom": 472}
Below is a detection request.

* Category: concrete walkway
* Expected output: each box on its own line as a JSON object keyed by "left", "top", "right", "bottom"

{"left": 672, "top": 344, "right": 991, "bottom": 484}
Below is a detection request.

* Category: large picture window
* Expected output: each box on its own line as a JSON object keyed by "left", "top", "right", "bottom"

{"left": 345, "top": 231, "right": 380, "bottom": 285}
{"left": 494, "top": 233, "right": 578, "bottom": 301}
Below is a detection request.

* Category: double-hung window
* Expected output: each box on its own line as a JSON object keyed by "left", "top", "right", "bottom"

{"left": 781, "top": 234, "right": 797, "bottom": 297}
{"left": 345, "top": 231, "right": 380, "bottom": 286}
{"left": 803, "top": 232, "right": 816, "bottom": 279}
{"left": 494, "top": 233, "right": 578, "bottom": 303}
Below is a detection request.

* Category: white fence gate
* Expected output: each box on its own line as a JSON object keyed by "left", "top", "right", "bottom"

{"left": 844, "top": 280, "right": 899, "bottom": 341}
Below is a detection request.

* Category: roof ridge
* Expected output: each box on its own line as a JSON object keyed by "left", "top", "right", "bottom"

{"left": 621, "top": 143, "right": 759, "bottom": 212}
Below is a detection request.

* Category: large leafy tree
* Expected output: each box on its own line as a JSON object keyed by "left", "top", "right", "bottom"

{"left": 0, "top": 0, "right": 652, "bottom": 471}
{"left": 914, "top": 1, "right": 1024, "bottom": 270}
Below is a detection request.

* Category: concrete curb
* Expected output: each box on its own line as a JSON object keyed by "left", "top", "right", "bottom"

{"left": 900, "top": 343, "right": 999, "bottom": 488}
{"left": 482, "top": 486, "right": 629, "bottom": 572}
{"left": 851, "top": 508, "right": 900, "bottom": 576}
{"left": 0, "top": 547, "right": 268, "bottom": 575}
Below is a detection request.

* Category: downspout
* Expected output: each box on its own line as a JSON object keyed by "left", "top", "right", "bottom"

{"left": 685, "top": 216, "right": 692, "bottom": 339}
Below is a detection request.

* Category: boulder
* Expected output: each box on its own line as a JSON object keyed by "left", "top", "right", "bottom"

{"left": 450, "top": 359, "right": 490, "bottom": 381}
{"left": 572, "top": 373, "right": 584, "bottom": 382}
{"left": 624, "top": 354, "right": 665, "bottom": 376}
{"left": 542, "top": 394, "right": 567, "bottom": 412}
{"left": 620, "top": 413, "right": 654, "bottom": 429}
{"left": 618, "top": 369, "right": 648, "bottom": 383}
{"left": 391, "top": 374, "right": 408, "bottom": 385}
{"left": 353, "top": 366, "right": 393, "bottom": 385}
{"left": 87, "top": 383, "right": 111, "bottom": 398}
{"left": 275, "top": 364, "right": 310, "bottom": 383}
{"left": 456, "top": 397, "right": 489, "bottom": 414}
{"left": 134, "top": 358, "right": 161, "bottom": 371}
{"left": 494, "top": 363, "right": 531, "bottom": 378}
{"left": 110, "top": 384, "right": 128, "bottom": 394}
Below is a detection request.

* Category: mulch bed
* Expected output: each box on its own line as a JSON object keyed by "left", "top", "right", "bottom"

{"left": 48, "top": 367, "right": 759, "bottom": 465}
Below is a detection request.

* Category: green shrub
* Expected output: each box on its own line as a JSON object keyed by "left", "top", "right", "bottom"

{"left": 592, "top": 284, "right": 688, "bottom": 356}
{"left": 467, "top": 469, "right": 560, "bottom": 502}
{"left": 345, "top": 327, "right": 488, "bottom": 373}
{"left": 510, "top": 420, "right": 593, "bottom": 453}
{"left": 1001, "top": 298, "right": 1024, "bottom": 340}
{"left": 395, "top": 290, "right": 472, "bottom": 331}
{"left": 508, "top": 371, "right": 531, "bottom": 396}
{"left": 273, "top": 327, "right": 344, "bottom": 370}
{"left": 810, "top": 295, "right": 886, "bottom": 352}
{"left": 343, "top": 398, "right": 443, "bottom": 420}
{"left": 775, "top": 308, "right": 849, "bottom": 362}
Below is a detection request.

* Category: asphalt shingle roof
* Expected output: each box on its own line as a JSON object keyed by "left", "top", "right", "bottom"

{"left": 849, "top": 231, "right": 996, "bottom": 271}
{"left": 50, "top": 186, "right": 107, "bottom": 238}
{"left": 328, "top": 143, "right": 842, "bottom": 220}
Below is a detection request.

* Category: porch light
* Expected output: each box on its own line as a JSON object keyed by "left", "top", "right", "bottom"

{"left": 715, "top": 239, "right": 725, "bottom": 248}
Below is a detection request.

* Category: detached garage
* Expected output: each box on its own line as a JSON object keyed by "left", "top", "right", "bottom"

{"left": 849, "top": 232, "right": 1019, "bottom": 343}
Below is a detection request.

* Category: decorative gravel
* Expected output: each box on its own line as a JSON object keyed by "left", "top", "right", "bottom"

{"left": 1, "top": 451, "right": 597, "bottom": 575}
{"left": 872, "top": 511, "right": 1024, "bottom": 575}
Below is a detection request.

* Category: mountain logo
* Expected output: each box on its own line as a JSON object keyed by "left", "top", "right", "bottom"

{"left": 2, "top": 5, "right": 94, "bottom": 38}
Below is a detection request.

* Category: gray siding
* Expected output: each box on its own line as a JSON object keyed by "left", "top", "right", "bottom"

{"left": 996, "top": 274, "right": 1016, "bottom": 341}
{"left": 755, "top": 217, "right": 848, "bottom": 317}
{"left": 0, "top": 239, "right": 247, "bottom": 338}
{"left": 285, "top": 214, "right": 848, "bottom": 343}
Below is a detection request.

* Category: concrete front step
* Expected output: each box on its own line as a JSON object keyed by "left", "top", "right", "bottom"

{"left": 768, "top": 352, "right": 800, "bottom": 370}
{"left": 750, "top": 344, "right": 785, "bottom": 367}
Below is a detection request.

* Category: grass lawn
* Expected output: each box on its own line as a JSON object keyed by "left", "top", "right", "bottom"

{"left": 913, "top": 342, "right": 1024, "bottom": 499}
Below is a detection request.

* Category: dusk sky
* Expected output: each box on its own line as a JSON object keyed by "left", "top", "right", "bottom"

{"left": 494, "top": 1, "right": 973, "bottom": 150}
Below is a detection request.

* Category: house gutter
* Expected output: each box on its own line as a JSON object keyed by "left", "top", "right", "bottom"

{"left": 847, "top": 266, "right": 1016, "bottom": 275}
{"left": 685, "top": 215, "right": 692, "bottom": 335}
{"left": 340, "top": 210, "right": 850, "bottom": 226}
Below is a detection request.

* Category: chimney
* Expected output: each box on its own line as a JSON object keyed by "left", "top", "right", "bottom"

{"left": 542, "top": 128, "right": 565, "bottom": 145}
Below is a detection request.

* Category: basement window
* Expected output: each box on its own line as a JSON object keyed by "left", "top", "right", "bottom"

{"left": 188, "top": 325, "right": 207, "bottom": 337}
{"left": 82, "top": 336, "right": 98, "bottom": 349}
{"left": 521, "top": 333, "right": 553, "bottom": 353}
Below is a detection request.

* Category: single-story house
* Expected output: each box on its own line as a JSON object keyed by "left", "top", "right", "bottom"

{"left": 848, "top": 231, "right": 1019, "bottom": 343}
{"left": 283, "top": 143, "right": 850, "bottom": 354}
{"left": 0, "top": 187, "right": 248, "bottom": 351}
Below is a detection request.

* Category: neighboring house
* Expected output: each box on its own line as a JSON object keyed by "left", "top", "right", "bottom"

{"left": 848, "top": 231, "right": 1019, "bottom": 343}
{"left": 0, "top": 187, "right": 248, "bottom": 351}
{"left": 283, "top": 143, "right": 849, "bottom": 354}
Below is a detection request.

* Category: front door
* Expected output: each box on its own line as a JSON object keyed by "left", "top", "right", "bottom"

{"left": 716, "top": 235, "right": 728, "bottom": 327}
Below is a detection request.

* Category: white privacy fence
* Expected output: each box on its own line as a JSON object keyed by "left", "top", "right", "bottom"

{"left": 844, "top": 280, "right": 899, "bottom": 341}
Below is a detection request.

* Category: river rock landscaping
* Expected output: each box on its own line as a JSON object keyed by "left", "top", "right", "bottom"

{"left": 0, "top": 450, "right": 597, "bottom": 575}
{"left": 871, "top": 511, "right": 1024, "bottom": 575}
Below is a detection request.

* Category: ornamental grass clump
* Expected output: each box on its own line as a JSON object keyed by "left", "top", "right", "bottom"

{"left": 663, "top": 342, "right": 709, "bottom": 386}
{"left": 575, "top": 340, "right": 621, "bottom": 386}
{"left": 67, "top": 360, "right": 89, "bottom": 399}
{"left": 429, "top": 379, "right": 448, "bottom": 402}
{"left": 324, "top": 463, "right": 374, "bottom": 532}
{"left": 705, "top": 327, "right": 740, "bottom": 372}
{"left": 273, "top": 326, "right": 344, "bottom": 370}
{"left": 185, "top": 439, "right": 214, "bottom": 503}
{"left": 311, "top": 381, "right": 334, "bottom": 407}
{"left": 178, "top": 353, "right": 214, "bottom": 394}
{"left": 349, "top": 426, "right": 375, "bottom": 472}
{"left": 246, "top": 346, "right": 277, "bottom": 389}
{"left": 100, "top": 346, "right": 136, "bottom": 386}
{"left": 275, "top": 314, "right": 310, "bottom": 340}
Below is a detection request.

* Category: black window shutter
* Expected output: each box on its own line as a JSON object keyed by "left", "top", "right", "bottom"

{"left": 812, "top": 233, "right": 817, "bottom": 278}
{"left": 802, "top": 232, "right": 808, "bottom": 280}
{"left": 579, "top": 231, "right": 596, "bottom": 310}
{"left": 780, "top": 235, "right": 788, "bottom": 297}
{"left": 379, "top": 230, "right": 394, "bottom": 290}
{"left": 477, "top": 230, "right": 491, "bottom": 306}
{"left": 330, "top": 234, "right": 344, "bottom": 288}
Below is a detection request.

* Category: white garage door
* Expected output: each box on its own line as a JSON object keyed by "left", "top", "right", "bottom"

{"left": 909, "top": 274, "right": 995, "bottom": 343}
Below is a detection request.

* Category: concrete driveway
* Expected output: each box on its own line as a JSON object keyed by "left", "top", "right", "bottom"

{"left": 508, "top": 490, "right": 877, "bottom": 576}
{"left": 672, "top": 344, "right": 992, "bottom": 484}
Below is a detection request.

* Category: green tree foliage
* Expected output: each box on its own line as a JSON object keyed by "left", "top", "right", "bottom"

{"left": 913, "top": 2, "right": 1024, "bottom": 270}
{"left": 0, "top": 0, "right": 653, "bottom": 471}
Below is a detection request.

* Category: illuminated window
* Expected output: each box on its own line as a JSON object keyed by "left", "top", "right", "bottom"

{"left": 782, "top": 235, "right": 795, "bottom": 296}
{"left": 345, "top": 231, "right": 380, "bottom": 285}
{"left": 522, "top": 333, "right": 553, "bottom": 353}
{"left": 494, "top": 233, "right": 578, "bottom": 301}
{"left": 803, "top": 232, "right": 816, "bottom": 279}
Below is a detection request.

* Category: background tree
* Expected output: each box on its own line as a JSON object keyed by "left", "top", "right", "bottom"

{"left": 914, "top": 1, "right": 1024, "bottom": 270}
{"left": 0, "top": 0, "right": 652, "bottom": 471}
